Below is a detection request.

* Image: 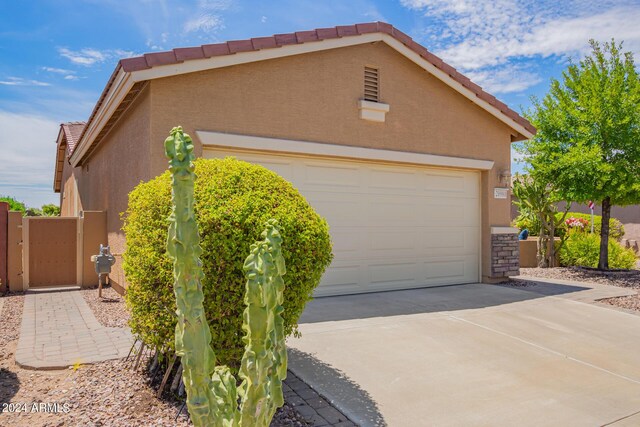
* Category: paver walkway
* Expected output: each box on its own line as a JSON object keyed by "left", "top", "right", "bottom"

{"left": 16, "top": 287, "right": 133, "bottom": 369}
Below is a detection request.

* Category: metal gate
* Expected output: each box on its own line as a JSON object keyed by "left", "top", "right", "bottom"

{"left": 24, "top": 217, "right": 78, "bottom": 287}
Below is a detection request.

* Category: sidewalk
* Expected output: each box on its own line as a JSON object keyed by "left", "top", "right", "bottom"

{"left": 16, "top": 287, "right": 133, "bottom": 369}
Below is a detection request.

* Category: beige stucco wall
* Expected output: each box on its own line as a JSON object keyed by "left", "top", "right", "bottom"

{"left": 149, "top": 42, "right": 514, "bottom": 282}
{"left": 60, "top": 166, "right": 83, "bottom": 217}
{"left": 75, "top": 85, "right": 152, "bottom": 290}
{"left": 80, "top": 211, "right": 108, "bottom": 288}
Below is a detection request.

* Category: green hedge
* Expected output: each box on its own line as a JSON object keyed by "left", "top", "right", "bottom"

{"left": 559, "top": 232, "right": 636, "bottom": 269}
{"left": 513, "top": 211, "right": 625, "bottom": 239}
{"left": 123, "top": 158, "right": 333, "bottom": 370}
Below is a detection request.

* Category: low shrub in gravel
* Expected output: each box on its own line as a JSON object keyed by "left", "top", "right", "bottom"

{"left": 123, "top": 158, "right": 333, "bottom": 371}
{"left": 514, "top": 211, "right": 625, "bottom": 239}
{"left": 559, "top": 232, "right": 636, "bottom": 269}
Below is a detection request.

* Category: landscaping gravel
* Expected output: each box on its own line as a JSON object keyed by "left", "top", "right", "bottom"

{"left": 81, "top": 286, "right": 130, "bottom": 328}
{"left": 515, "top": 267, "right": 640, "bottom": 313}
{"left": 520, "top": 267, "right": 640, "bottom": 289}
{"left": 0, "top": 290, "right": 310, "bottom": 426}
{"left": 598, "top": 294, "right": 640, "bottom": 312}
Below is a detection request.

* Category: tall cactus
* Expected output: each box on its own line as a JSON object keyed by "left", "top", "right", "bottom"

{"left": 165, "top": 126, "right": 287, "bottom": 427}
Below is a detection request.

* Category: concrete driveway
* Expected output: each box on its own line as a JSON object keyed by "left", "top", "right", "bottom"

{"left": 287, "top": 280, "right": 640, "bottom": 426}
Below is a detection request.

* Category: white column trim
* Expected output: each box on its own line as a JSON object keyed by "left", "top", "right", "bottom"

{"left": 491, "top": 226, "right": 519, "bottom": 235}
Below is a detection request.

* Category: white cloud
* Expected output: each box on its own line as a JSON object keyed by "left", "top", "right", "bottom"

{"left": 43, "top": 66, "right": 79, "bottom": 81}
{"left": 0, "top": 77, "right": 50, "bottom": 87}
{"left": 465, "top": 64, "right": 542, "bottom": 94}
{"left": 0, "top": 111, "right": 60, "bottom": 207}
{"left": 58, "top": 47, "right": 107, "bottom": 66}
{"left": 184, "top": 13, "right": 225, "bottom": 33}
{"left": 58, "top": 47, "right": 137, "bottom": 67}
{"left": 402, "top": 0, "right": 640, "bottom": 95}
{"left": 42, "top": 67, "right": 73, "bottom": 74}
{"left": 261, "top": 15, "right": 267, "bottom": 23}
{"left": 184, "top": 0, "right": 231, "bottom": 34}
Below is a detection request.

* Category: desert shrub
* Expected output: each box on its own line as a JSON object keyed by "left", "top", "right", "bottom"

{"left": 123, "top": 158, "right": 333, "bottom": 370}
{"left": 559, "top": 232, "right": 636, "bottom": 269}
{"left": 514, "top": 211, "right": 624, "bottom": 239}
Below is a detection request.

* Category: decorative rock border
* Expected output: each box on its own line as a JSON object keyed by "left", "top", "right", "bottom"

{"left": 576, "top": 266, "right": 640, "bottom": 276}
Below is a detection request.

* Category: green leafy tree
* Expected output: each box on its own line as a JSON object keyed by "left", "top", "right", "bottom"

{"left": 41, "top": 204, "right": 60, "bottom": 216}
{"left": 24, "top": 207, "right": 43, "bottom": 217}
{"left": 523, "top": 40, "right": 640, "bottom": 269}
{"left": 0, "top": 195, "right": 26, "bottom": 213}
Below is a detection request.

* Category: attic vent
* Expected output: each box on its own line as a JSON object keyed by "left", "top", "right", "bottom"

{"left": 364, "top": 67, "right": 379, "bottom": 102}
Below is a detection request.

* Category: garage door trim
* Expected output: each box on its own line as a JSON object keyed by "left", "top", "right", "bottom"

{"left": 197, "top": 131, "right": 494, "bottom": 171}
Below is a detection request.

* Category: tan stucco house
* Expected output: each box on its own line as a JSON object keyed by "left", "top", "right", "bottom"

{"left": 53, "top": 22, "right": 535, "bottom": 296}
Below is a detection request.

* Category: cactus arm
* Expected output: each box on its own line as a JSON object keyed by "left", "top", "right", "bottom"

{"left": 166, "top": 127, "right": 288, "bottom": 426}
{"left": 238, "top": 219, "right": 288, "bottom": 426}
{"left": 165, "top": 126, "right": 224, "bottom": 426}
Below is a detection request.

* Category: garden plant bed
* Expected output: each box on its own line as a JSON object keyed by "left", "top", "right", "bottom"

{"left": 0, "top": 291, "right": 313, "bottom": 426}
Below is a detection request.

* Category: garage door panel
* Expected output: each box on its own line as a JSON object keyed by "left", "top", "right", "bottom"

{"left": 421, "top": 228, "right": 478, "bottom": 255}
{"left": 423, "top": 172, "right": 466, "bottom": 193}
{"left": 421, "top": 198, "right": 478, "bottom": 226}
{"left": 330, "top": 227, "right": 365, "bottom": 259}
{"left": 302, "top": 162, "right": 362, "bottom": 190}
{"left": 367, "top": 197, "right": 421, "bottom": 226}
{"left": 302, "top": 195, "right": 362, "bottom": 227}
{"left": 208, "top": 151, "right": 297, "bottom": 181}
{"left": 369, "top": 168, "right": 419, "bottom": 192}
{"left": 367, "top": 229, "right": 417, "bottom": 259}
{"left": 422, "top": 255, "right": 478, "bottom": 284}
{"left": 203, "top": 147, "right": 480, "bottom": 296}
{"left": 369, "top": 262, "right": 419, "bottom": 286}
{"left": 320, "top": 263, "right": 363, "bottom": 290}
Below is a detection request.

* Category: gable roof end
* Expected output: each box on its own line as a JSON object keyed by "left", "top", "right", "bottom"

{"left": 54, "top": 121, "right": 86, "bottom": 192}
{"left": 70, "top": 22, "right": 535, "bottom": 166}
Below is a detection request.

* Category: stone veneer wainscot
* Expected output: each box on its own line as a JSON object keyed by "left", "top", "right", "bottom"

{"left": 490, "top": 227, "right": 520, "bottom": 278}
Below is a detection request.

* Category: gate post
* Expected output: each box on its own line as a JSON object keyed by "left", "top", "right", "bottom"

{"left": 0, "top": 202, "right": 8, "bottom": 293}
{"left": 7, "top": 212, "right": 23, "bottom": 291}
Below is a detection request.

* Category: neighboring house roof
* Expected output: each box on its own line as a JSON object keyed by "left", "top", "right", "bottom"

{"left": 68, "top": 21, "right": 536, "bottom": 166}
{"left": 61, "top": 122, "right": 86, "bottom": 155}
{"left": 54, "top": 121, "right": 86, "bottom": 192}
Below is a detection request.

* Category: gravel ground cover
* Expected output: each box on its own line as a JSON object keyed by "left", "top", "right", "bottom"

{"left": 511, "top": 267, "right": 640, "bottom": 312}
{"left": 520, "top": 267, "right": 640, "bottom": 289}
{"left": 81, "top": 286, "right": 129, "bottom": 328}
{"left": 0, "top": 288, "right": 310, "bottom": 426}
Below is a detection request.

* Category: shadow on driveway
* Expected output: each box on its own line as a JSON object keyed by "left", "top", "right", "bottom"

{"left": 288, "top": 348, "right": 386, "bottom": 426}
{"left": 300, "top": 282, "right": 589, "bottom": 323}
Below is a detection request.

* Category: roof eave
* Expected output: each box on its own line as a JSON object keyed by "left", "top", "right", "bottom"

{"left": 53, "top": 127, "right": 66, "bottom": 193}
{"left": 69, "top": 22, "right": 535, "bottom": 166}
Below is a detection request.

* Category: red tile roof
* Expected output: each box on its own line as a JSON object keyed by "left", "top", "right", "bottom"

{"left": 73, "top": 22, "right": 534, "bottom": 163}
{"left": 61, "top": 122, "right": 86, "bottom": 155}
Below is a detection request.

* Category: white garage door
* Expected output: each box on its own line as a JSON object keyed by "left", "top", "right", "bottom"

{"left": 204, "top": 148, "right": 480, "bottom": 297}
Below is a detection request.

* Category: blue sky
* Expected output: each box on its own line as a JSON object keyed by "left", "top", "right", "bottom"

{"left": 2, "top": 0, "right": 640, "bottom": 207}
